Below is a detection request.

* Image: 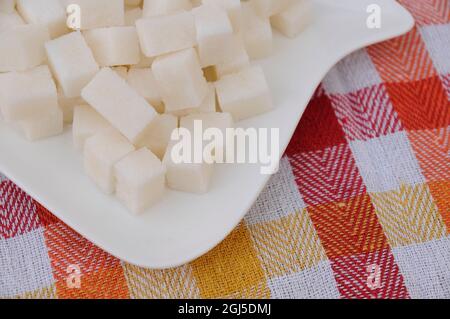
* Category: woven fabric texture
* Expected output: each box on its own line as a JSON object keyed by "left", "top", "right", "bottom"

{"left": 1, "top": 0, "right": 449, "bottom": 299}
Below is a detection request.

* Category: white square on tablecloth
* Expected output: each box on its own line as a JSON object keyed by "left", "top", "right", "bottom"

{"left": 322, "top": 49, "right": 382, "bottom": 95}
{"left": 349, "top": 131, "right": 425, "bottom": 193}
{"left": 393, "top": 236, "right": 450, "bottom": 299}
{"left": 0, "top": 228, "right": 54, "bottom": 297}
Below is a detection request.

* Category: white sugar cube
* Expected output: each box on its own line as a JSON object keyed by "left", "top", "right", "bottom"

{"left": 132, "top": 54, "right": 154, "bottom": 69}
{"left": 45, "top": 31, "right": 99, "bottom": 98}
{"left": 215, "top": 66, "right": 273, "bottom": 121}
{"left": 19, "top": 108, "right": 63, "bottom": 141}
{"left": 126, "top": 68, "right": 163, "bottom": 112}
{"left": 271, "top": 0, "right": 313, "bottom": 38}
{"left": 180, "top": 112, "right": 233, "bottom": 135}
{"left": 202, "top": 0, "right": 242, "bottom": 32}
{"left": 241, "top": 2, "right": 272, "bottom": 59}
{"left": 83, "top": 26, "right": 140, "bottom": 66}
{"left": 143, "top": 0, "right": 192, "bottom": 17}
{"left": 152, "top": 48, "right": 208, "bottom": 112}
{"left": 135, "top": 114, "right": 177, "bottom": 159}
{"left": 180, "top": 111, "right": 233, "bottom": 160}
{"left": 17, "top": 0, "right": 68, "bottom": 38}
{"left": 0, "top": 0, "right": 15, "bottom": 13}
{"left": 0, "top": 11, "right": 25, "bottom": 30}
{"left": 72, "top": 105, "right": 112, "bottom": 151}
{"left": 136, "top": 11, "right": 196, "bottom": 58}
{"left": 84, "top": 129, "right": 135, "bottom": 194}
{"left": 215, "top": 40, "right": 249, "bottom": 77}
{"left": 125, "top": 7, "right": 142, "bottom": 26}
{"left": 61, "top": 0, "right": 124, "bottom": 30}
{"left": 82, "top": 68, "right": 158, "bottom": 143}
{"left": 197, "top": 84, "right": 217, "bottom": 113}
{"left": 114, "top": 148, "right": 166, "bottom": 214}
{"left": 169, "top": 83, "right": 216, "bottom": 117}
{"left": 163, "top": 135, "right": 214, "bottom": 194}
{"left": 0, "top": 24, "right": 50, "bottom": 72}
{"left": 57, "top": 85, "right": 85, "bottom": 123}
{"left": 252, "top": 0, "right": 297, "bottom": 17}
{"left": 193, "top": 4, "right": 237, "bottom": 67}
{"left": 0, "top": 65, "right": 58, "bottom": 121}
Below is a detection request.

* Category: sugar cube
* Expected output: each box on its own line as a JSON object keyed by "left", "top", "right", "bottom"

{"left": 0, "top": 0, "right": 15, "bottom": 13}
{"left": 132, "top": 53, "right": 154, "bottom": 69}
{"left": 0, "top": 65, "right": 58, "bottom": 121}
{"left": 180, "top": 112, "right": 233, "bottom": 135}
{"left": 215, "top": 66, "right": 273, "bottom": 121}
{"left": 152, "top": 48, "right": 208, "bottom": 113}
{"left": 84, "top": 128, "right": 135, "bottom": 194}
{"left": 126, "top": 68, "right": 163, "bottom": 113}
{"left": 125, "top": 7, "right": 142, "bottom": 26}
{"left": 0, "top": 24, "right": 50, "bottom": 72}
{"left": 169, "top": 83, "right": 216, "bottom": 117}
{"left": 135, "top": 114, "right": 178, "bottom": 159}
{"left": 215, "top": 40, "right": 250, "bottom": 77}
{"left": 81, "top": 68, "right": 158, "bottom": 143}
{"left": 241, "top": 2, "right": 272, "bottom": 59}
{"left": 83, "top": 26, "right": 140, "bottom": 67}
{"left": 114, "top": 148, "right": 166, "bottom": 214}
{"left": 142, "top": 0, "right": 192, "bottom": 17}
{"left": 202, "top": 0, "right": 242, "bottom": 32}
{"left": 252, "top": 0, "right": 297, "bottom": 17}
{"left": 180, "top": 111, "right": 234, "bottom": 160}
{"left": 19, "top": 108, "right": 63, "bottom": 141}
{"left": 136, "top": 11, "right": 196, "bottom": 58}
{"left": 60, "top": 0, "right": 124, "bottom": 30}
{"left": 72, "top": 105, "right": 112, "bottom": 151}
{"left": 163, "top": 135, "right": 214, "bottom": 194}
{"left": 193, "top": 4, "right": 237, "bottom": 67}
{"left": 271, "top": 0, "right": 313, "bottom": 38}
{"left": 16, "top": 0, "right": 68, "bottom": 38}
{"left": 0, "top": 11, "right": 25, "bottom": 30}
{"left": 45, "top": 31, "right": 99, "bottom": 98}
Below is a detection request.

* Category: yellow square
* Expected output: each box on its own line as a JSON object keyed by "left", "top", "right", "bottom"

{"left": 15, "top": 285, "right": 57, "bottom": 299}
{"left": 370, "top": 183, "right": 447, "bottom": 247}
{"left": 191, "top": 223, "right": 268, "bottom": 298}
{"left": 248, "top": 210, "right": 327, "bottom": 278}
{"left": 123, "top": 264, "right": 200, "bottom": 299}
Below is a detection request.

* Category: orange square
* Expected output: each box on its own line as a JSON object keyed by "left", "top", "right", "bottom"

{"left": 386, "top": 76, "right": 449, "bottom": 131}
{"left": 191, "top": 223, "right": 268, "bottom": 298}
{"left": 56, "top": 266, "right": 129, "bottom": 299}
{"left": 408, "top": 128, "right": 450, "bottom": 183}
{"left": 44, "top": 222, "right": 122, "bottom": 282}
{"left": 367, "top": 27, "right": 437, "bottom": 83}
{"left": 308, "top": 194, "right": 389, "bottom": 259}
{"left": 428, "top": 180, "right": 450, "bottom": 232}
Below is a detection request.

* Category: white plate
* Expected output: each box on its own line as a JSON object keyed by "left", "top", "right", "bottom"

{"left": 0, "top": 0, "right": 413, "bottom": 269}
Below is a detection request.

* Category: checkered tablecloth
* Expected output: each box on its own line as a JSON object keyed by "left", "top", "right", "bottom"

{"left": 1, "top": 0, "right": 449, "bottom": 299}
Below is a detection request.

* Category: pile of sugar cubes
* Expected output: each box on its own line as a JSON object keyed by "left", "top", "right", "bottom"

{"left": 0, "top": 0, "right": 312, "bottom": 214}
